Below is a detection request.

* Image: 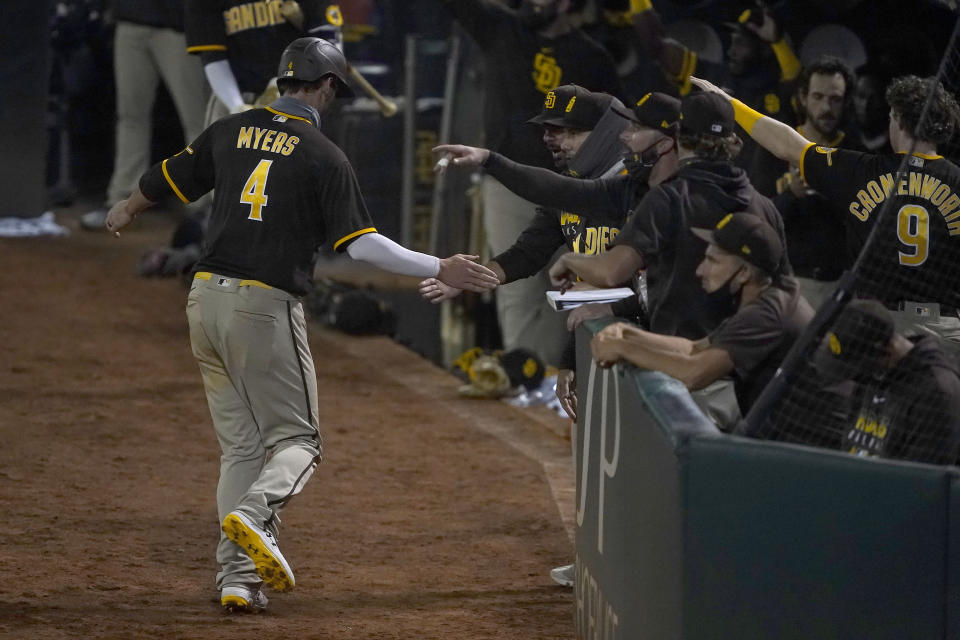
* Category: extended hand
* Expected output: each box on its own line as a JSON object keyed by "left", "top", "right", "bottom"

{"left": 555, "top": 368, "right": 577, "bottom": 421}
{"left": 418, "top": 277, "right": 463, "bottom": 304}
{"left": 432, "top": 144, "right": 490, "bottom": 174}
{"left": 105, "top": 200, "right": 135, "bottom": 237}
{"left": 437, "top": 254, "right": 499, "bottom": 292}
{"left": 689, "top": 76, "right": 732, "bottom": 100}
{"left": 566, "top": 302, "right": 613, "bottom": 331}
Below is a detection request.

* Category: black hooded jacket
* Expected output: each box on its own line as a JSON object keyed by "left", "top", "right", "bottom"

{"left": 844, "top": 335, "right": 960, "bottom": 465}
{"left": 614, "top": 158, "right": 791, "bottom": 340}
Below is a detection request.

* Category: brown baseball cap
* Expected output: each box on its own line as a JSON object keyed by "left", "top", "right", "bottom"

{"left": 690, "top": 212, "right": 783, "bottom": 275}
{"left": 611, "top": 91, "right": 681, "bottom": 135}
{"left": 527, "top": 84, "right": 612, "bottom": 130}
{"left": 813, "top": 299, "right": 894, "bottom": 383}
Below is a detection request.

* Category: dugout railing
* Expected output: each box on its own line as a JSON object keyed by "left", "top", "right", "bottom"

{"left": 573, "top": 321, "right": 960, "bottom": 640}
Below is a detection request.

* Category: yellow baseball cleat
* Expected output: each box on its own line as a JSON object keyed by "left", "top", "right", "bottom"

{"left": 221, "top": 584, "right": 268, "bottom": 613}
{"left": 222, "top": 511, "right": 295, "bottom": 592}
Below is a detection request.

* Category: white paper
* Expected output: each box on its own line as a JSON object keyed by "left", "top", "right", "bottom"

{"left": 546, "top": 287, "right": 635, "bottom": 311}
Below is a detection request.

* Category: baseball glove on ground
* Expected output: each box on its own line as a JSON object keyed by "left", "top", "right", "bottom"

{"left": 458, "top": 355, "right": 511, "bottom": 398}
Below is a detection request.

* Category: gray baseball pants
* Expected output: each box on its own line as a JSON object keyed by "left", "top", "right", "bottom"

{"left": 481, "top": 175, "right": 569, "bottom": 367}
{"left": 186, "top": 273, "right": 322, "bottom": 590}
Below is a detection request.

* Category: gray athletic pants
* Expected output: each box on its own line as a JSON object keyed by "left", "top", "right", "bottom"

{"left": 186, "top": 273, "right": 322, "bottom": 590}
{"left": 107, "top": 22, "right": 207, "bottom": 206}
{"left": 481, "top": 175, "right": 568, "bottom": 367}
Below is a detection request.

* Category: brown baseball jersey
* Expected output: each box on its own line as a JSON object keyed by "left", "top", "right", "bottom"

{"left": 140, "top": 97, "right": 377, "bottom": 295}
{"left": 800, "top": 144, "right": 960, "bottom": 308}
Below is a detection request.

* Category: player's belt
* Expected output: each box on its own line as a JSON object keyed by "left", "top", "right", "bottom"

{"left": 193, "top": 271, "right": 273, "bottom": 290}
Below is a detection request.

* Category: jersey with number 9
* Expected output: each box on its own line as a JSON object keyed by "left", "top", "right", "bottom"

{"left": 800, "top": 144, "right": 960, "bottom": 308}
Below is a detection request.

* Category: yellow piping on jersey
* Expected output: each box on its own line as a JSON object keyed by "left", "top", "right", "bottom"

{"left": 334, "top": 227, "right": 377, "bottom": 251}
{"left": 162, "top": 159, "right": 190, "bottom": 203}
{"left": 798, "top": 141, "right": 816, "bottom": 183}
{"left": 194, "top": 271, "right": 272, "bottom": 289}
{"left": 897, "top": 151, "right": 944, "bottom": 160}
{"left": 265, "top": 106, "right": 312, "bottom": 125}
{"left": 187, "top": 44, "right": 227, "bottom": 52}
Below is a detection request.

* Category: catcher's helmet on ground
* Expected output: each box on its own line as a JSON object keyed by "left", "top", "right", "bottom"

{"left": 278, "top": 37, "right": 354, "bottom": 97}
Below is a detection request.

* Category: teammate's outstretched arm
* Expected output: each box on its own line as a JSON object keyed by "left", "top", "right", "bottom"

{"left": 432, "top": 144, "right": 490, "bottom": 173}
{"left": 690, "top": 77, "right": 810, "bottom": 167}
{"left": 346, "top": 232, "right": 499, "bottom": 293}
{"left": 419, "top": 262, "right": 508, "bottom": 304}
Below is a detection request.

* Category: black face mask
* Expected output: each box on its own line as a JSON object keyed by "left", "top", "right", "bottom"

{"left": 518, "top": 1, "right": 559, "bottom": 31}
{"left": 623, "top": 140, "right": 669, "bottom": 183}
{"left": 714, "top": 264, "right": 747, "bottom": 307}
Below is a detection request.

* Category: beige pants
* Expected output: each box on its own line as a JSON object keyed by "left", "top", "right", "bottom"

{"left": 481, "top": 175, "right": 568, "bottom": 366}
{"left": 107, "top": 22, "right": 207, "bottom": 206}
{"left": 186, "top": 273, "right": 321, "bottom": 589}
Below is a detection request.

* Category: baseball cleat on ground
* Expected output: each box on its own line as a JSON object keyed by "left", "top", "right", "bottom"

{"left": 221, "top": 584, "right": 269, "bottom": 613}
{"left": 222, "top": 511, "right": 296, "bottom": 592}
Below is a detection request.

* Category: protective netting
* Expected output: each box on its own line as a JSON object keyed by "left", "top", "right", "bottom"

{"left": 744, "top": 15, "right": 960, "bottom": 467}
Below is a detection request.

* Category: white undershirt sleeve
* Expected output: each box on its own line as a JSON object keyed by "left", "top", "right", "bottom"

{"left": 346, "top": 233, "right": 440, "bottom": 278}
{"left": 203, "top": 60, "right": 246, "bottom": 113}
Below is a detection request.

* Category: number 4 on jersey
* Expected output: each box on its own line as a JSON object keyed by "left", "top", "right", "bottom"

{"left": 241, "top": 159, "right": 274, "bottom": 221}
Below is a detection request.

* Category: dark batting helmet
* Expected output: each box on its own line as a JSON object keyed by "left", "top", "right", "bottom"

{"left": 277, "top": 37, "right": 354, "bottom": 98}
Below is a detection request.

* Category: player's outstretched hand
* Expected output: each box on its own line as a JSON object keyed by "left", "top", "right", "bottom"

{"left": 105, "top": 200, "right": 135, "bottom": 237}
{"left": 548, "top": 255, "right": 577, "bottom": 292}
{"left": 432, "top": 144, "right": 491, "bottom": 174}
{"left": 689, "top": 76, "right": 731, "bottom": 100}
{"left": 566, "top": 302, "right": 614, "bottom": 331}
{"left": 555, "top": 368, "right": 577, "bottom": 421}
{"left": 418, "top": 277, "right": 463, "bottom": 304}
{"left": 437, "top": 254, "right": 499, "bottom": 292}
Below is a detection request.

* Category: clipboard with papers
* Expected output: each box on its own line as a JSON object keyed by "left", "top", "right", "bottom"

{"left": 545, "top": 287, "right": 635, "bottom": 311}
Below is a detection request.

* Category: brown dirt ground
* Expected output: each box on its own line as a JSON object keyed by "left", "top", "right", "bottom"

{"left": 0, "top": 207, "right": 576, "bottom": 639}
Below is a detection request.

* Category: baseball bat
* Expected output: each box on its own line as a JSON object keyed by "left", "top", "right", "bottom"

{"left": 347, "top": 64, "right": 398, "bottom": 117}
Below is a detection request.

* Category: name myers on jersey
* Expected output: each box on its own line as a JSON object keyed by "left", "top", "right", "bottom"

{"left": 223, "top": 2, "right": 285, "bottom": 36}
{"left": 849, "top": 170, "right": 960, "bottom": 234}
{"left": 237, "top": 126, "right": 300, "bottom": 155}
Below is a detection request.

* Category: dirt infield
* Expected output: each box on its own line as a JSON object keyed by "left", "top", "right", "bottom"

{"left": 0, "top": 209, "right": 576, "bottom": 639}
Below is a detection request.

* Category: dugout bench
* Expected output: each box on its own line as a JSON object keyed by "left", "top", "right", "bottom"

{"left": 573, "top": 322, "right": 960, "bottom": 639}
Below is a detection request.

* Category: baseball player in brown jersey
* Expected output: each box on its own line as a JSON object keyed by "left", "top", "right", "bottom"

{"left": 105, "top": 37, "right": 498, "bottom": 613}
{"left": 692, "top": 74, "right": 960, "bottom": 343}
{"left": 186, "top": 0, "right": 335, "bottom": 118}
